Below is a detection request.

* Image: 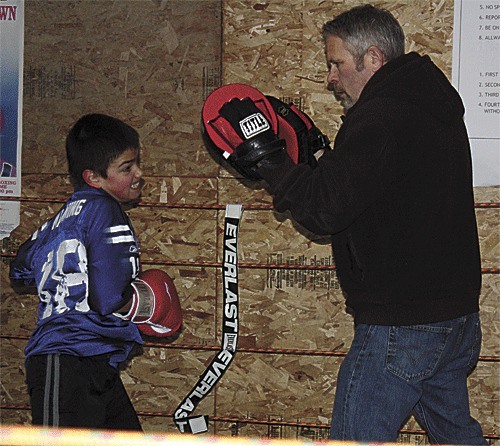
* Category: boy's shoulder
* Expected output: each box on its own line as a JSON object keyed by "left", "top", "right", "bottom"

{"left": 72, "top": 186, "right": 119, "bottom": 207}
{"left": 71, "top": 186, "right": 126, "bottom": 224}
{"left": 41, "top": 186, "right": 126, "bottom": 238}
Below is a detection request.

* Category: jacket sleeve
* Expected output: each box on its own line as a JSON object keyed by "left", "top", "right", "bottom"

{"left": 85, "top": 200, "right": 140, "bottom": 315}
{"left": 257, "top": 116, "right": 405, "bottom": 235}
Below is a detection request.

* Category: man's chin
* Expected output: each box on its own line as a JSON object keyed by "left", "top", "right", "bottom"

{"left": 338, "top": 95, "right": 355, "bottom": 112}
{"left": 341, "top": 99, "right": 355, "bottom": 112}
{"left": 333, "top": 91, "right": 345, "bottom": 102}
{"left": 333, "top": 91, "right": 353, "bottom": 111}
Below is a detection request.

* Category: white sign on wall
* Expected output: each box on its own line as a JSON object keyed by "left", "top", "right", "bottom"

{"left": 452, "top": 0, "right": 500, "bottom": 186}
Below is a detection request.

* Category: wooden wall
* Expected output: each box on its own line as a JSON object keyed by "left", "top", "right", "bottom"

{"left": 0, "top": 0, "right": 498, "bottom": 443}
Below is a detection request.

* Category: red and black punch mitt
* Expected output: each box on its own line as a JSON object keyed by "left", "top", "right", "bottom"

{"left": 202, "top": 84, "right": 330, "bottom": 178}
{"left": 201, "top": 84, "right": 286, "bottom": 180}
{"left": 266, "top": 96, "right": 331, "bottom": 167}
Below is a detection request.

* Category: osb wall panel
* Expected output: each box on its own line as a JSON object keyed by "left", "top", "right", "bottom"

{"left": 0, "top": 0, "right": 498, "bottom": 443}
{"left": 222, "top": 0, "right": 454, "bottom": 138}
{"left": 1, "top": 331, "right": 497, "bottom": 439}
{"left": 21, "top": 0, "right": 220, "bottom": 178}
{"left": 1, "top": 258, "right": 497, "bottom": 354}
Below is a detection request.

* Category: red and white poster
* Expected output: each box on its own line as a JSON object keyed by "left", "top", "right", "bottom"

{"left": 0, "top": 0, "right": 23, "bottom": 238}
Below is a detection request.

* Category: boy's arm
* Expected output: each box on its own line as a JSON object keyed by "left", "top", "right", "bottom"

{"left": 116, "top": 286, "right": 134, "bottom": 314}
{"left": 85, "top": 202, "right": 140, "bottom": 315}
{"left": 9, "top": 236, "right": 38, "bottom": 293}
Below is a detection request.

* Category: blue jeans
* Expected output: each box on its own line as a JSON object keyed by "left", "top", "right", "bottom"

{"left": 330, "top": 313, "right": 487, "bottom": 444}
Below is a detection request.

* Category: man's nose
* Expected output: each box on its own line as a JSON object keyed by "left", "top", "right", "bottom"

{"left": 327, "top": 81, "right": 336, "bottom": 92}
{"left": 326, "top": 67, "right": 339, "bottom": 91}
{"left": 327, "top": 71, "right": 339, "bottom": 91}
{"left": 327, "top": 66, "right": 339, "bottom": 84}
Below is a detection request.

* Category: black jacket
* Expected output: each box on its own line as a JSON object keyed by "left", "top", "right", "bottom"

{"left": 258, "top": 52, "right": 481, "bottom": 325}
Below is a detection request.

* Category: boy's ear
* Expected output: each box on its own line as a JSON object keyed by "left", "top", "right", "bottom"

{"left": 82, "top": 169, "right": 102, "bottom": 189}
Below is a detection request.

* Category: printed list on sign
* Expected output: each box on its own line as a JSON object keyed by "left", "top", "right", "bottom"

{"left": 452, "top": 0, "right": 500, "bottom": 186}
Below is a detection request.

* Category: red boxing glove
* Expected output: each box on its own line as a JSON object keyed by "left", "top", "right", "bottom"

{"left": 124, "top": 269, "right": 182, "bottom": 337}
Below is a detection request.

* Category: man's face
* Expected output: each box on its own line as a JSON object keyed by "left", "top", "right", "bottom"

{"left": 325, "top": 35, "right": 374, "bottom": 111}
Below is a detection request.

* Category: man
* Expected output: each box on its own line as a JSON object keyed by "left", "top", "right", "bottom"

{"left": 203, "top": 4, "right": 487, "bottom": 445}
{"left": 266, "top": 5, "right": 486, "bottom": 443}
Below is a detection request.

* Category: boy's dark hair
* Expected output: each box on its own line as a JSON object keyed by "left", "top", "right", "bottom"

{"left": 66, "top": 114, "right": 140, "bottom": 189}
{"left": 322, "top": 4, "right": 405, "bottom": 68}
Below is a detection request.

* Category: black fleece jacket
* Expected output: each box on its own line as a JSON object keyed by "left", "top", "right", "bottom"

{"left": 258, "top": 52, "right": 481, "bottom": 325}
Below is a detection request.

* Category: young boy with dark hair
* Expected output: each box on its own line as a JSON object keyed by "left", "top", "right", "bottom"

{"left": 10, "top": 114, "right": 182, "bottom": 430}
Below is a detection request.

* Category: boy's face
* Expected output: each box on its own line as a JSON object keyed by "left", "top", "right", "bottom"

{"left": 86, "top": 148, "right": 143, "bottom": 205}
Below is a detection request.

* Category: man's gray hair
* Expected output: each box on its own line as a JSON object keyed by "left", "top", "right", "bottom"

{"left": 322, "top": 4, "right": 405, "bottom": 67}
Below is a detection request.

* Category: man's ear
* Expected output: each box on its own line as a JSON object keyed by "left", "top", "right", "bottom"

{"left": 82, "top": 169, "right": 102, "bottom": 189}
{"left": 364, "top": 45, "right": 385, "bottom": 73}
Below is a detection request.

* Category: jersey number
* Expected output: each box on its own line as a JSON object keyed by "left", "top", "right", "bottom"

{"left": 38, "top": 239, "right": 89, "bottom": 319}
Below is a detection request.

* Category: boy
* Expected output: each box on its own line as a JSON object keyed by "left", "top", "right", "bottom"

{"left": 10, "top": 114, "right": 180, "bottom": 430}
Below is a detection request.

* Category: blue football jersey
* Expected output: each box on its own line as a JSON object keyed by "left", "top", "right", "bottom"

{"left": 10, "top": 185, "right": 143, "bottom": 368}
